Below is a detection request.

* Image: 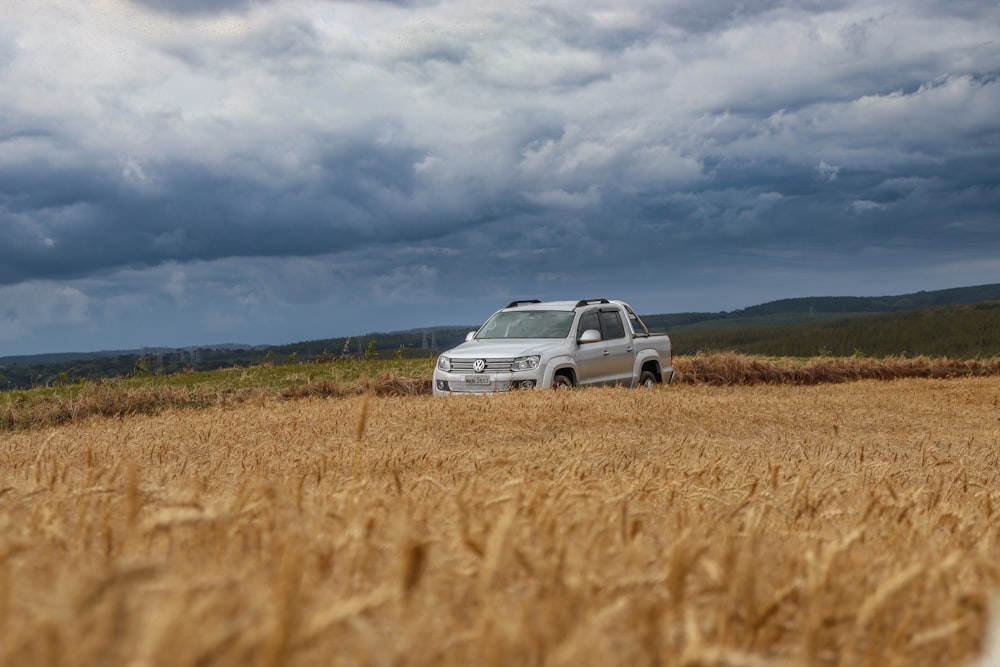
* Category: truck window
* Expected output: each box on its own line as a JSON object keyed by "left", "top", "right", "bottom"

{"left": 577, "top": 311, "right": 599, "bottom": 338}
{"left": 599, "top": 310, "right": 626, "bottom": 340}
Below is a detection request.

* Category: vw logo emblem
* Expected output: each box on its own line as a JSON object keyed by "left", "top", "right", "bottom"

{"left": 473, "top": 359, "right": 486, "bottom": 373}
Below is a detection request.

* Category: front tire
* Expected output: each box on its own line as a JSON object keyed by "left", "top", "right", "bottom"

{"left": 638, "top": 370, "right": 657, "bottom": 387}
{"left": 552, "top": 373, "right": 574, "bottom": 390}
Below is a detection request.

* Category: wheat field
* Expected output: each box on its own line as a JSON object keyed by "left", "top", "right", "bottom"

{"left": 1, "top": 377, "right": 998, "bottom": 666}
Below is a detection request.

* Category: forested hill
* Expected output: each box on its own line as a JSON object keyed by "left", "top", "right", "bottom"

{"left": 669, "top": 300, "right": 1000, "bottom": 358}
{"left": 739, "top": 283, "right": 1000, "bottom": 316}
{"left": 641, "top": 283, "right": 1000, "bottom": 331}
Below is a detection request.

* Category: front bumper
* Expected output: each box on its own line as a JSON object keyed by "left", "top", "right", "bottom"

{"left": 432, "top": 370, "right": 544, "bottom": 396}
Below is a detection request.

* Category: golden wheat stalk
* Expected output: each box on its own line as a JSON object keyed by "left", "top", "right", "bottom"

{"left": 348, "top": 392, "right": 371, "bottom": 522}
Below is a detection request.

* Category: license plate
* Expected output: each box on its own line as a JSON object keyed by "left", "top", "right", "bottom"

{"left": 464, "top": 375, "right": 491, "bottom": 385}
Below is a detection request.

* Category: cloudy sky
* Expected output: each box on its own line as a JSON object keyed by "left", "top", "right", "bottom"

{"left": 1, "top": 0, "right": 998, "bottom": 355}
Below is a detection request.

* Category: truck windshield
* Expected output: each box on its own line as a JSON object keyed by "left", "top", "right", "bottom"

{"left": 476, "top": 310, "right": 575, "bottom": 339}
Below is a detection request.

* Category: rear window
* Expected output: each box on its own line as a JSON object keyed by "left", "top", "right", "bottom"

{"left": 599, "top": 310, "right": 626, "bottom": 339}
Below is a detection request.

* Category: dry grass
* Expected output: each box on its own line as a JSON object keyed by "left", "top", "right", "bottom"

{"left": 0, "top": 372, "right": 431, "bottom": 432}
{"left": 1, "top": 377, "right": 999, "bottom": 666}
{"left": 4, "top": 354, "right": 999, "bottom": 432}
{"left": 673, "top": 353, "right": 1000, "bottom": 385}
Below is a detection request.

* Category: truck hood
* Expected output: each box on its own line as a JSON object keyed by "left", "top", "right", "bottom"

{"left": 442, "top": 338, "right": 566, "bottom": 359}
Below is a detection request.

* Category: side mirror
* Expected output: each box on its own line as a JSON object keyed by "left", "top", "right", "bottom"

{"left": 578, "top": 329, "right": 601, "bottom": 344}
{"left": 465, "top": 331, "right": 476, "bottom": 342}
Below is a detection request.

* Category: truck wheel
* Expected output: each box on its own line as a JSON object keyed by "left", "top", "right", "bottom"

{"left": 552, "top": 374, "right": 574, "bottom": 390}
{"left": 639, "top": 371, "right": 658, "bottom": 387}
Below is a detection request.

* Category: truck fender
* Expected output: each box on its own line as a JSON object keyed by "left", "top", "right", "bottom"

{"left": 633, "top": 350, "right": 661, "bottom": 384}
{"left": 543, "top": 356, "right": 578, "bottom": 387}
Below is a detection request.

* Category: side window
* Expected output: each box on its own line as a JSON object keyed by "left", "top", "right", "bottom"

{"left": 599, "top": 310, "right": 626, "bottom": 340}
{"left": 578, "top": 311, "right": 599, "bottom": 337}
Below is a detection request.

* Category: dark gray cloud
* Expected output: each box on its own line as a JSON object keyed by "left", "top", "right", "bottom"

{"left": 131, "top": 0, "right": 262, "bottom": 16}
{"left": 0, "top": 0, "right": 998, "bottom": 354}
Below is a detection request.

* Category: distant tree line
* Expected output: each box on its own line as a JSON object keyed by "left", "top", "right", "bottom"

{"left": 670, "top": 302, "right": 1000, "bottom": 358}
{"left": 642, "top": 284, "right": 1000, "bottom": 330}
{"left": 0, "top": 328, "right": 473, "bottom": 391}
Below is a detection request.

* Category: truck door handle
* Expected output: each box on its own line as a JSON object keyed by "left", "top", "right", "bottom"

{"left": 602, "top": 350, "right": 610, "bottom": 356}
{"left": 626, "top": 346, "right": 633, "bottom": 352}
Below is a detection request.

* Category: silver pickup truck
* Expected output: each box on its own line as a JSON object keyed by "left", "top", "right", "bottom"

{"left": 432, "top": 298, "right": 674, "bottom": 395}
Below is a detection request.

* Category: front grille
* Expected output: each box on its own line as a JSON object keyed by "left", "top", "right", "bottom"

{"left": 450, "top": 357, "right": 515, "bottom": 372}
{"left": 448, "top": 381, "right": 512, "bottom": 393}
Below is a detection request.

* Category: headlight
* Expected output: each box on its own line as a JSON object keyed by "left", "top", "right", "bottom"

{"left": 436, "top": 356, "right": 451, "bottom": 372}
{"left": 511, "top": 355, "right": 540, "bottom": 371}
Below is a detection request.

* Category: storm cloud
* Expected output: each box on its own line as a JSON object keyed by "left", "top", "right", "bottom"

{"left": 1, "top": 0, "right": 998, "bottom": 354}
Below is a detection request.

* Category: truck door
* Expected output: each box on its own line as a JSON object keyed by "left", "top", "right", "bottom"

{"left": 597, "top": 308, "right": 635, "bottom": 385}
{"left": 574, "top": 310, "right": 605, "bottom": 386}
{"left": 575, "top": 308, "right": 635, "bottom": 386}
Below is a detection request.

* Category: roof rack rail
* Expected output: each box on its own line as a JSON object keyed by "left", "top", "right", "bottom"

{"left": 574, "top": 298, "right": 610, "bottom": 307}
{"left": 506, "top": 299, "right": 543, "bottom": 308}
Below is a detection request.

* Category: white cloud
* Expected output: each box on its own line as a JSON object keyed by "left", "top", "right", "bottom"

{"left": 0, "top": 283, "right": 89, "bottom": 343}
{"left": 165, "top": 270, "right": 187, "bottom": 301}
{"left": 850, "top": 200, "right": 888, "bottom": 213}
{"left": 524, "top": 186, "right": 602, "bottom": 210}
{"left": 816, "top": 161, "right": 840, "bottom": 181}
